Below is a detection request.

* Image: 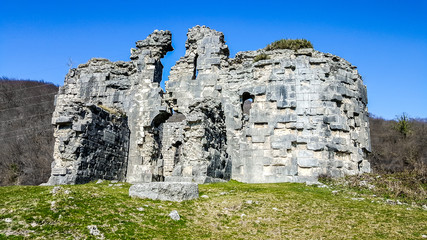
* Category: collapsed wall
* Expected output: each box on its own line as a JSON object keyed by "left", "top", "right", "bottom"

{"left": 46, "top": 26, "right": 371, "bottom": 185}
{"left": 48, "top": 104, "right": 129, "bottom": 184}
{"left": 161, "top": 99, "right": 230, "bottom": 183}
{"left": 47, "top": 31, "right": 174, "bottom": 185}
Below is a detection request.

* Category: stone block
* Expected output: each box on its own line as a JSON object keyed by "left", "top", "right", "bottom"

{"left": 55, "top": 116, "right": 73, "bottom": 125}
{"left": 253, "top": 86, "right": 266, "bottom": 95}
{"left": 323, "top": 115, "right": 337, "bottom": 124}
{"left": 309, "top": 58, "right": 327, "bottom": 64}
{"left": 330, "top": 123, "right": 349, "bottom": 131}
{"left": 204, "top": 57, "right": 221, "bottom": 66}
{"left": 326, "top": 143, "right": 349, "bottom": 153}
{"left": 72, "top": 123, "right": 86, "bottom": 132}
{"left": 333, "top": 137, "right": 347, "bottom": 145}
{"left": 129, "top": 182, "right": 199, "bottom": 202}
{"left": 262, "top": 157, "right": 273, "bottom": 165}
{"left": 277, "top": 165, "right": 298, "bottom": 176}
{"left": 331, "top": 94, "right": 343, "bottom": 102}
{"left": 277, "top": 99, "right": 296, "bottom": 109}
{"left": 335, "top": 160, "right": 344, "bottom": 168}
{"left": 297, "top": 150, "right": 313, "bottom": 158}
{"left": 267, "top": 85, "right": 287, "bottom": 102}
{"left": 103, "top": 130, "right": 117, "bottom": 144}
{"left": 270, "top": 134, "right": 295, "bottom": 149}
{"left": 307, "top": 142, "right": 325, "bottom": 151}
{"left": 250, "top": 111, "right": 269, "bottom": 123}
{"left": 164, "top": 176, "right": 194, "bottom": 182}
{"left": 359, "top": 160, "right": 371, "bottom": 173}
{"left": 51, "top": 168, "right": 67, "bottom": 176}
{"left": 298, "top": 158, "right": 318, "bottom": 168}
{"left": 197, "top": 73, "right": 218, "bottom": 85}
{"left": 183, "top": 166, "right": 193, "bottom": 177}
{"left": 248, "top": 127, "right": 270, "bottom": 137}
{"left": 252, "top": 135, "right": 266, "bottom": 143}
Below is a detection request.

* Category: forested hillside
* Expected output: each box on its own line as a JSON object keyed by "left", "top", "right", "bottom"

{"left": 368, "top": 114, "right": 427, "bottom": 177}
{"left": 0, "top": 77, "right": 58, "bottom": 186}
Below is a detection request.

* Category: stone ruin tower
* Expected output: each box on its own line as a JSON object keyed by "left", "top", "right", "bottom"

{"left": 46, "top": 26, "right": 371, "bottom": 185}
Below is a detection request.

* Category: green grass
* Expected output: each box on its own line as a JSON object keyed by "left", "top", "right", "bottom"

{"left": 265, "top": 39, "right": 313, "bottom": 51}
{"left": 0, "top": 180, "right": 426, "bottom": 239}
{"left": 253, "top": 53, "right": 270, "bottom": 62}
{"left": 320, "top": 173, "right": 427, "bottom": 206}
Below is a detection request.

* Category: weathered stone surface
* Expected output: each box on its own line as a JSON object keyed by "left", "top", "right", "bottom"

{"left": 46, "top": 104, "right": 130, "bottom": 185}
{"left": 46, "top": 25, "right": 371, "bottom": 185}
{"left": 129, "top": 182, "right": 199, "bottom": 201}
{"left": 169, "top": 210, "right": 181, "bottom": 220}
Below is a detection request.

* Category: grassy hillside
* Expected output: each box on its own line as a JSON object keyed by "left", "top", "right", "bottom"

{"left": 0, "top": 181, "right": 426, "bottom": 239}
{"left": 0, "top": 77, "right": 58, "bottom": 186}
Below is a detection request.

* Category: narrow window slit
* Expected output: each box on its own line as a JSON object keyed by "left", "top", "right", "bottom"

{"left": 192, "top": 54, "right": 199, "bottom": 80}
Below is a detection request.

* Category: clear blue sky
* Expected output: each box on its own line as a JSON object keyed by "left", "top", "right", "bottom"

{"left": 1, "top": 0, "right": 426, "bottom": 119}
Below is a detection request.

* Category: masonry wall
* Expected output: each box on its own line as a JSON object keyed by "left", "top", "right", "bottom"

{"left": 75, "top": 105, "right": 129, "bottom": 183}
{"left": 162, "top": 99, "right": 230, "bottom": 183}
{"left": 166, "top": 26, "right": 371, "bottom": 183}
{"left": 48, "top": 105, "right": 129, "bottom": 185}
{"left": 223, "top": 49, "right": 371, "bottom": 183}
{"left": 47, "top": 25, "right": 371, "bottom": 185}
{"left": 47, "top": 31, "right": 174, "bottom": 185}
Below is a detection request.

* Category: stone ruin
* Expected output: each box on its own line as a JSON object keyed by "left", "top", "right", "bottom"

{"left": 46, "top": 25, "right": 371, "bottom": 185}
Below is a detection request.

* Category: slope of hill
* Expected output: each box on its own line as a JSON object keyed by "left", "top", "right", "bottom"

{"left": 0, "top": 181, "right": 426, "bottom": 239}
{"left": 368, "top": 115, "right": 427, "bottom": 175}
{"left": 0, "top": 77, "right": 58, "bottom": 186}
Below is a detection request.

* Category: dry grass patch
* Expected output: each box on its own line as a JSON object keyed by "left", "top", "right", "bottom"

{"left": 0, "top": 180, "right": 426, "bottom": 239}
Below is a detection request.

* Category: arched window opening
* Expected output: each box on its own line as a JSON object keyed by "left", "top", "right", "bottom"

{"left": 167, "top": 111, "right": 186, "bottom": 123}
{"left": 241, "top": 92, "right": 254, "bottom": 115}
{"left": 151, "top": 112, "right": 172, "bottom": 128}
{"left": 172, "top": 141, "right": 182, "bottom": 165}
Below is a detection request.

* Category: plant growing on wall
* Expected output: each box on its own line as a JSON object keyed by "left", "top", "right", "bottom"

{"left": 253, "top": 53, "right": 270, "bottom": 62}
{"left": 265, "top": 39, "right": 313, "bottom": 51}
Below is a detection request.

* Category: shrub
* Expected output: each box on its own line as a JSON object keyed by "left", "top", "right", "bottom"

{"left": 394, "top": 113, "right": 412, "bottom": 138}
{"left": 253, "top": 53, "right": 270, "bottom": 62}
{"left": 265, "top": 38, "right": 313, "bottom": 51}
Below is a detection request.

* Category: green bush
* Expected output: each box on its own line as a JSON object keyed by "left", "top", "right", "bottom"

{"left": 394, "top": 113, "right": 412, "bottom": 138}
{"left": 265, "top": 38, "right": 313, "bottom": 51}
{"left": 253, "top": 53, "right": 270, "bottom": 62}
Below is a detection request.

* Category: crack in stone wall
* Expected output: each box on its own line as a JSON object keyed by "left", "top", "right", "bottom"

{"left": 46, "top": 25, "right": 371, "bottom": 185}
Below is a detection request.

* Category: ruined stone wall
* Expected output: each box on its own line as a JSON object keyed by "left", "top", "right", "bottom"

{"left": 47, "top": 25, "right": 370, "bottom": 185}
{"left": 47, "top": 31, "right": 173, "bottom": 185}
{"left": 221, "top": 49, "right": 371, "bottom": 183}
{"left": 166, "top": 26, "right": 370, "bottom": 183}
{"left": 47, "top": 104, "right": 129, "bottom": 184}
{"left": 162, "top": 99, "right": 230, "bottom": 183}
